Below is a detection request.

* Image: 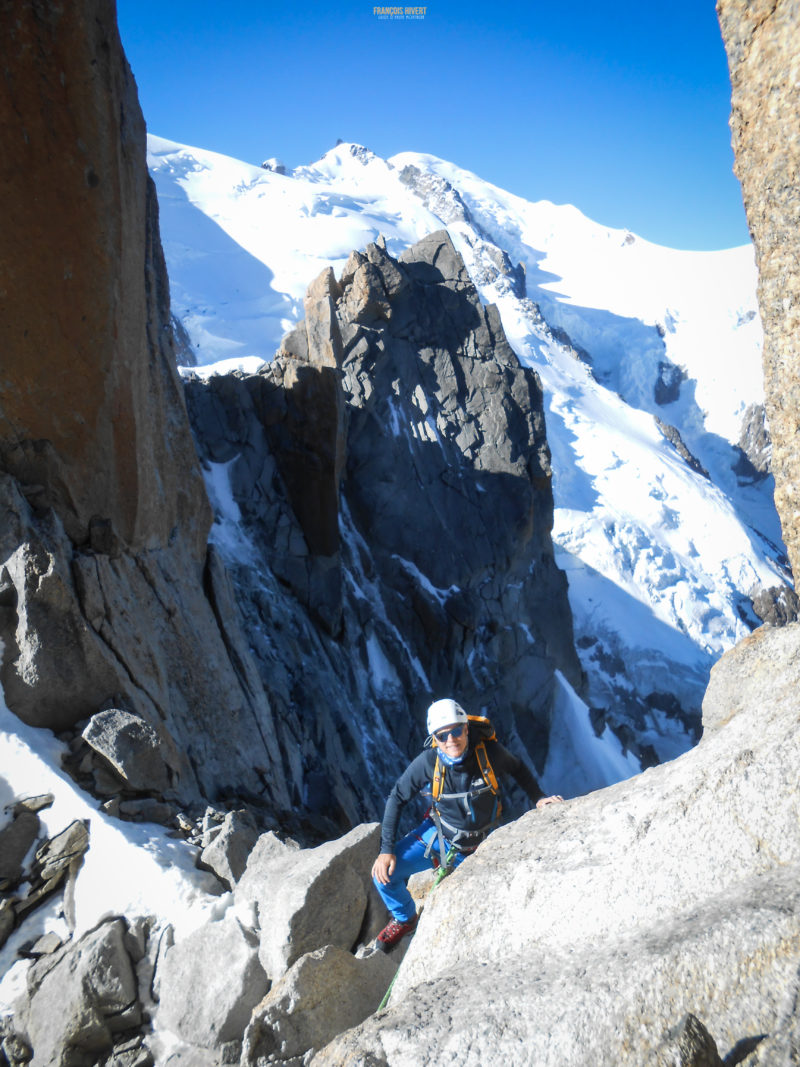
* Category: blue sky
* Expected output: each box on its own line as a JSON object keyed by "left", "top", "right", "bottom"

{"left": 117, "top": 0, "right": 748, "bottom": 251}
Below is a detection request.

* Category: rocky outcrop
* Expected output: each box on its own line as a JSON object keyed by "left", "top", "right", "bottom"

{"left": 156, "top": 917, "right": 268, "bottom": 1050}
{"left": 398, "top": 164, "right": 527, "bottom": 298}
{"left": 314, "top": 621, "right": 800, "bottom": 1065}
{"left": 717, "top": 0, "right": 800, "bottom": 579}
{"left": 0, "top": 0, "right": 207, "bottom": 556}
{"left": 735, "top": 402, "right": 771, "bottom": 481}
{"left": 3, "top": 822, "right": 389, "bottom": 1065}
{"left": 234, "top": 823, "right": 380, "bottom": 980}
{"left": 185, "top": 231, "right": 581, "bottom": 823}
{"left": 751, "top": 584, "right": 800, "bottom": 627}
{"left": 82, "top": 710, "right": 173, "bottom": 796}
{"left": 655, "top": 416, "right": 710, "bottom": 479}
{"left": 0, "top": 1, "right": 290, "bottom": 817}
{"left": 14, "top": 918, "right": 143, "bottom": 1067}
{"left": 145, "top": 823, "right": 396, "bottom": 1064}
{"left": 0, "top": 804, "right": 92, "bottom": 951}
{"left": 241, "top": 945, "right": 397, "bottom": 1066}
{"left": 197, "top": 809, "right": 260, "bottom": 889}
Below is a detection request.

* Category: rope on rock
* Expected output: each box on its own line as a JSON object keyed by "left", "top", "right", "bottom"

{"left": 377, "top": 846, "right": 458, "bottom": 1012}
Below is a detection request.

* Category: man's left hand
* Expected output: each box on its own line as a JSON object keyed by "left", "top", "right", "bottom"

{"left": 536, "top": 795, "right": 564, "bottom": 809}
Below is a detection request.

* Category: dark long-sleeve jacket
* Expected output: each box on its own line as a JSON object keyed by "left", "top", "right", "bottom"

{"left": 380, "top": 731, "right": 543, "bottom": 854}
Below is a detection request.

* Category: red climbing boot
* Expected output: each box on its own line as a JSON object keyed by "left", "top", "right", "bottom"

{"left": 375, "top": 914, "right": 418, "bottom": 953}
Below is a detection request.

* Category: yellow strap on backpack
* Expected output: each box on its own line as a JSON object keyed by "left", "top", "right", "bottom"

{"left": 474, "top": 740, "right": 500, "bottom": 795}
{"left": 432, "top": 753, "right": 445, "bottom": 801}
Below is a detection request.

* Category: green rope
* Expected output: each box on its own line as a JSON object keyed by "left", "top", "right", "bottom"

{"left": 432, "top": 848, "right": 457, "bottom": 887}
{"left": 377, "top": 846, "right": 458, "bottom": 1012}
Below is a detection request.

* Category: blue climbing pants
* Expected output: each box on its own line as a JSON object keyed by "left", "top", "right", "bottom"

{"left": 373, "top": 817, "right": 468, "bottom": 922}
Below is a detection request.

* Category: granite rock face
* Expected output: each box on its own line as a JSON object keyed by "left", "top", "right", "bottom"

{"left": 0, "top": 0, "right": 207, "bottom": 555}
{"left": 17, "top": 919, "right": 141, "bottom": 1067}
{"left": 717, "top": 0, "right": 800, "bottom": 579}
{"left": 0, "top": 0, "right": 290, "bottom": 816}
{"left": 156, "top": 917, "right": 268, "bottom": 1050}
{"left": 241, "top": 944, "right": 398, "bottom": 1066}
{"left": 185, "top": 231, "right": 581, "bottom": 823}
{"left": 234, "top": 823, "right": 380, "bottom": 981}
{"left": 313, "top": 622, "right": 800, "bottom": 1065}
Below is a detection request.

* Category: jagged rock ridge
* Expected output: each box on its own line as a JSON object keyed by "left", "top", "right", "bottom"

{"left": 184, "top": 230, "right": 581, "bottom": 825}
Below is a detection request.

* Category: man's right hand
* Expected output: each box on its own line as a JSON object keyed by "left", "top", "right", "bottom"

{"left": 371, "top": 853, "right": 397, "bottom": 884}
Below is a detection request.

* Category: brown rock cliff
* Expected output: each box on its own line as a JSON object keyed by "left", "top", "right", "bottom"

{"left": 717, "top": 0, "right": 800, "bottom": 581}
{"left": 0, "top": 0, "right": 209, "bottom": 554}
{"left": 0, "top": 1, "right": 290, "bottom": 816}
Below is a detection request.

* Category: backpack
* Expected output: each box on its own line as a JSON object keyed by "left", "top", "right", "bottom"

{"left": 425, "top": 715, "right": 502, "bottom": 865}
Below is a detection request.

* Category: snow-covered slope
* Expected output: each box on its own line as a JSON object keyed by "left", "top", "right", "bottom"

{"left": 0, "top": 685, "right": 223, "bottom": 1014}
{"left": 148, "top": 134, "right": 786, "bottom": 766}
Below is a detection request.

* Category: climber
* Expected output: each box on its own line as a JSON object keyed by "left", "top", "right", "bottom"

{"left": 371, "top": 697, "right": 563, "bottom": 952}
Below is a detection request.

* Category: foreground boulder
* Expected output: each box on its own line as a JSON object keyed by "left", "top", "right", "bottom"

{"left": 15, "top": 918, "right": 142, "bottom": 1067}
{"left": 235, "top": 823, "right": 380, "bottom": 980}
{"left": 198, "top": 809, "right": 260, "bottom": 889}
{"left": 313, "top": 622, "right": 800, "bottom": 1065}
{"left": 156, "top": 916, "right": 268, "bottom": 1051}
{"left": 241, "top": 945, "right": 397, "bottom": 1066}
{"left": 82, "top": 709, "right": 173, "bottom": 795}
{"left": 2, "top": 815, "right": 89, "bottom": 947}
{"left": 0, "top": 811, "right": 40, "bottom": 892}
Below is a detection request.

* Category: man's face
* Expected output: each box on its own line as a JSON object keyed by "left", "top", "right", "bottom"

{"left": 434, "top": 722, "right": 469, "bottom": 759}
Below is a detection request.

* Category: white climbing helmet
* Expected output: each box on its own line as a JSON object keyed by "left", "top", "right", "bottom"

{"left": 426, "top": 698, "right": 468, "bottom": 736}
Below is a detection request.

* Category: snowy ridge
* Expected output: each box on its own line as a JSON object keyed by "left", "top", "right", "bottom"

{"left": 148, "top": 134, "right": 786, "bottom": 770}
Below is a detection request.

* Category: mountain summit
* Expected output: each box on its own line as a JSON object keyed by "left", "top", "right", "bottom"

{"left": 150, "top": 134, "right": 788, "bottom": 775}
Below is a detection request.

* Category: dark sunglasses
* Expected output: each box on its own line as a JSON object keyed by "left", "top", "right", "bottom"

{"left": 434, "top": 724, "right": 466, "bottom": 743}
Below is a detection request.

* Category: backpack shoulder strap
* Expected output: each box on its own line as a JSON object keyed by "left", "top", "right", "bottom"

{"left": 474, "top": 740, "right": 500, "bottom": 795}
{"left": 432, "top": 753, "right": 445, "bottom": 801}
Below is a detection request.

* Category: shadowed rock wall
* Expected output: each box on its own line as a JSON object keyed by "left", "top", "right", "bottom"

{"left": 185, "top": 232, "right": 582, "bottom": 825}
{"left": 717, "top": 0, "right": 800, "bottom": 582}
